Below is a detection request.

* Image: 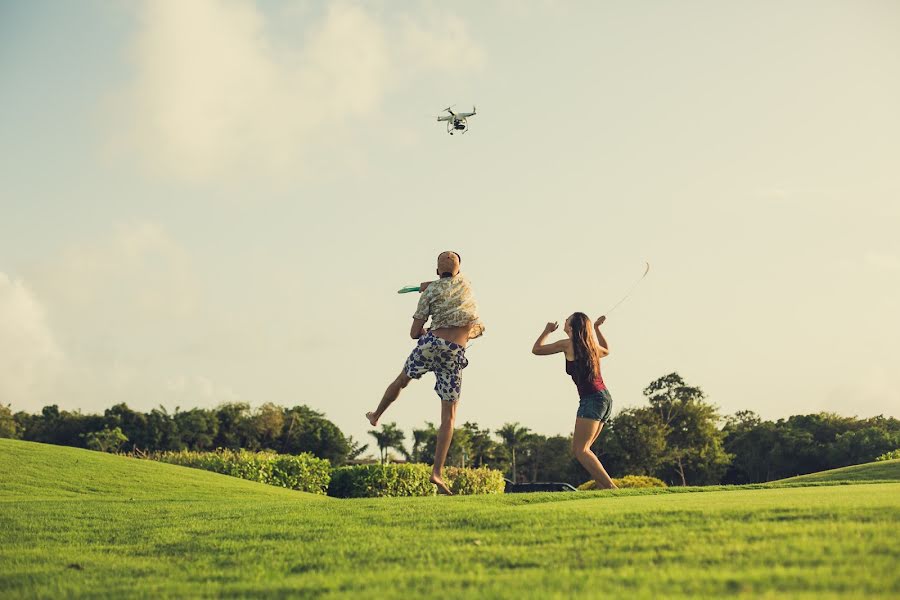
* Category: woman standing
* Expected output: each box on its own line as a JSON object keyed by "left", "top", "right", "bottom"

{"left": 532, "top": 313, "right": 618, "bottom": 489}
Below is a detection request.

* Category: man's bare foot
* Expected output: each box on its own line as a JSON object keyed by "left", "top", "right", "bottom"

{"left": 430, "top": 475, "right": 453, "bottom": 496}
{"left": 366, "top": 412, "right": 379, "bottom": 427}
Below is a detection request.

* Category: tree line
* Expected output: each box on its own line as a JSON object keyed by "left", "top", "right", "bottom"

{"left": 2, "top": 372, "right": 898, "bottom": 486}
{"left": 0, "top": 402, "right": 365, "bottom": 465}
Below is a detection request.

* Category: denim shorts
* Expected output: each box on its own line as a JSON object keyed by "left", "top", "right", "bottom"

{"left": 576, "top": 389, "right": 613, "bottom": 422}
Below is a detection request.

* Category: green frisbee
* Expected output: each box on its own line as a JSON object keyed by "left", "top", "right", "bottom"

{"left": 397, "top": 286, "right": 420, "bottom": 294}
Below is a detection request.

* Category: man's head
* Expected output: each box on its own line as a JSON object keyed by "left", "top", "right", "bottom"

{"left": 437, "top": 251, "right": 461, "bottom": 278}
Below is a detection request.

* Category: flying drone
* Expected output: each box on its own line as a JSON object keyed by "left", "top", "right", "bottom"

{"left": 436, "top": 105, "right": 476, "bottom": 135}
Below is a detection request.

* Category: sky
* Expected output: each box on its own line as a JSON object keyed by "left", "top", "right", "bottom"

{"left": 2, "top": 0, "right": 898, "bottom": 451}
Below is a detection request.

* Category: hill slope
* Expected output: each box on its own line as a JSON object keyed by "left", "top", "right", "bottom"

{"left": 0, "top": 437, "right": 322, "bottom": 501}
{"left": 2, "top": 439, "right": 899, "bottom": 599}
{"left": 776, "top": 459, "right": 900, "bottom": 483}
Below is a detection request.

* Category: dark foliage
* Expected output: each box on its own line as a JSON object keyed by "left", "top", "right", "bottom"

{"left": 8, "top": 371, "right": 898, "bottom": 485}
{"left": 13, "top": 402, "right": 354, "bottom": 465}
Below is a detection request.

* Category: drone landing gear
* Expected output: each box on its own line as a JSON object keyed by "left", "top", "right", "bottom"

{"left": 447, "top": 118, "right": 468, "bottom": 135}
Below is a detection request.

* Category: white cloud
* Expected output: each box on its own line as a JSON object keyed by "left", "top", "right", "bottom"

{"left": 0, "top": 274, "right": 64, "bottom": 405}
{"left": 5, "top": 222, "right": 214, "bottom": 413}
{"left": 108, "top": 0, "right": 484, "bottom": 182}
{"left": 34, "top": 221, "right": 197, "bottom": 323}
{"left": 0, "top": 222, "right": 251, "bottom": 415}
{"left": 397, "top": 12, "right": 485, "bottom": 75}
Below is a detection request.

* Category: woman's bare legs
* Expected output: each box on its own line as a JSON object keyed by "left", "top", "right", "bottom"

{"left": 588, "top": 422, "right": 603, "bottom": 449}
{"left": 366, "top": 371, "right": 411, "bottom": 426}
{"left": 572, "top": 418, "right": 618, "bottom": 489}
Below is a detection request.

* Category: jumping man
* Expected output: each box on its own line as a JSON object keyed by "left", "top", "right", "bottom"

{"left": 366, "top": 251, "right": 485, "bottom": 495}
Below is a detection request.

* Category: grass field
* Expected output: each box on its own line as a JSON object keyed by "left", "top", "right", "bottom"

{"left": 2, "top": 439, "right": 899, "bottom": 599}
{"left": 775, "top": 458, "right": 900, "bottom": 483}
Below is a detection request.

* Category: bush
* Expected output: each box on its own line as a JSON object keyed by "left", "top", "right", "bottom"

{"left": 875, "top": 449, "right": 900, "bottom": 462}
{"left": 85, "top": 426, "right": 128, "bottom": 453}
{"left": 578, "top": 475, "right": 668, "bottom": 490}
{"left": 328, "top": 464, "right": 507, "bottom": 498}
{"left": 616, "top": 475, "right": 667, "bottom": 488}
{"left": 329, "top": 463, "right": 434, "bottom": 498}
{"left": 0, "top": 404, "right": 18, "bottom": 439}
{"left": 444, "top": 466, "right": 506, "bottom": 495}
{"left": 155, "top": 449, "right": 331, "bottom": 495}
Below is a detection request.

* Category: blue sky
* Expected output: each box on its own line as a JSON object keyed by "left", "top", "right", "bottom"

{"left": 2, "top": 0, "right": 898, "bottom": 450}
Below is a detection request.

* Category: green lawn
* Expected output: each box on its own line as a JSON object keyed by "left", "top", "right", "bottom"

{"left": 775, "top": 458, "right": 900, "bottom": 483}
{"left": 2, "top": 439, "right": 899, "bottom": 599}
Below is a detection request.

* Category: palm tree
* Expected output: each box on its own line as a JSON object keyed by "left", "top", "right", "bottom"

{"left": 369, "top": 429, "right": 389, "bottom": 464}
{"left": 369, "top": 422, "right": 407, "bottom": 464}
{"left": 462, "top": 422, "right": 494, "bottom": 468}
{"left": 448, "top": 426, "right": 473, "bottom": 468}
{"left": 497, "top": 422, "right": 531, "bottom": 482}
{"left": 346, "top": 436, "right": 369, "bottom": 461}
{"left": 411, "top": 423, "right": 437, "bottom": 463}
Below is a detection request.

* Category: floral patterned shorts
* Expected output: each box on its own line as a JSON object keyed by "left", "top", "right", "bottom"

{"left": 403, "top": 332, "right": 469, "bottom": 403}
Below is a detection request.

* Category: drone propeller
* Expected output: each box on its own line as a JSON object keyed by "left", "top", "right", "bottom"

{"left": 443, "top": 105, "right": 456, "bottom": 115}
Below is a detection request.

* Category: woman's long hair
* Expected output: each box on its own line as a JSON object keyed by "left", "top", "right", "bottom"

{"left": 569, "top": 312, "right": 602, "bottom": 384}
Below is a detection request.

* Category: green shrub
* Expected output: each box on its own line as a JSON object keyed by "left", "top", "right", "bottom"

{"left": 328, "top": 463, "right": 434, "bottom": 498}
{"left": 0, "top": 404, "right": 19, "bottom": 439}
{"left": 875, "top": 450, "right": 900, "bottom": 462}
{"left": 618, "top": 475, "right": 667, "bottom": 488}
{"left": 84, "top": 426, "right": 128, "bottom": 453}
{"left": 327, "top": 464, "right": 506, "bottom": 498}
{"left": 444, "top": 466, "right": 505, "bottom": 495}
{"left": 579, "top": 475, "right": 668, "bottom": 490}
{"left": 155, "top": 449, "right": 331, "bottom": 495}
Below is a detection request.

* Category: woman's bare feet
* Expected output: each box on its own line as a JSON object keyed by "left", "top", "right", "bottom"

{"left": 430, "top": 474, "right": 453, "bottom": 496}
{"left": 366, "top": 412, "right": 379, "bottom": 427}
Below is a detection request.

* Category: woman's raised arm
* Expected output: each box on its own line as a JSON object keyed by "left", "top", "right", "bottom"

{"left": 594, "top": 315, "right": 610, "bottom": 356}
{"left": 532, "top": 322, "right": 570, "bottom": 356}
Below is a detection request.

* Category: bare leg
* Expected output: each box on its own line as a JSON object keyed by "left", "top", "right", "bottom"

{"left": 366, "top": 371, "right": 412, "bottom": 426}
{"left": 588, "top": 422, "right": 603, "bottom": 449}
{"left": 572, "top": 418, "right": 618, "bottom": 489}
{"left": 430, "top": 400, "right": 456, "bottom": 495}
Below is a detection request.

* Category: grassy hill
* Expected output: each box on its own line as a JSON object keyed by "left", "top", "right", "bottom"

{"left": 0, "top": 435, "right": 327, "bottom": 502}
{"left": 2, "top": 439, "right": 899, "bottom": 599}
{"left": 776, "top": 459, "right": 900, "bottom": 483}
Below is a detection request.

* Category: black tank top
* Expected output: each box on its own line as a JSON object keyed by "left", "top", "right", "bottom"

{"left": 565, "top": 359, "right": 606, "bottom": 398}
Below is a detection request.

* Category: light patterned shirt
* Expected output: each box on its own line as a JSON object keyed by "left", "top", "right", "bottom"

{"left": 413, "top": 274, "right": 485, "bottom": 339}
